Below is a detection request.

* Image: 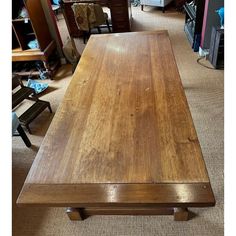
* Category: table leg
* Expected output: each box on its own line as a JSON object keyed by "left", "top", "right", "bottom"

{"left": 174, "top": 208, "right": 189, "bottom": 221}
{"left": 66, "top": 207, "right": 84, "bottom": 221}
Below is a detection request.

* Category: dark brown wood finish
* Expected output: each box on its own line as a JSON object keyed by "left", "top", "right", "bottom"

{"left": 17, "top": 31, "right": 215, "bottom": 220}
{"left": 12, "top": 41, "right": 56, "bottom": 62}
{"left": 18, "top": 183, "right": 215, "bottom": 207}
{"left": 174, "top": 208, "right": 189, "bottom": 221}
{"left": 12, "top": 0, "right": 58, "bottom": 78}
{"left": 24, "top": 0, "right": 52, "bottom": 51}
{"left": 61, "top": 0, "right": 131, "bottom": 37}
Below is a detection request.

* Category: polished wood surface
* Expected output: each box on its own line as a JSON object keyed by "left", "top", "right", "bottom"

{"left": 23, "top": 31, "right": 209, "bottom": 184}
{"left": 17, "top": 31, "right": 215, "bottom": 219}
{"left": 18, "top": 183, "right": 214, "bottom": 207}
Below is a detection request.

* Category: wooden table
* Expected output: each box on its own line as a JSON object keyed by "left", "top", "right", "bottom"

{"left": 17, "top": 31, "right": 215, "bottom": 221}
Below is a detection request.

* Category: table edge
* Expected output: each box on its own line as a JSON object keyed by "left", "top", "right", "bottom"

{"left": 17, "top": 183, "right": 215, "bottom": 208}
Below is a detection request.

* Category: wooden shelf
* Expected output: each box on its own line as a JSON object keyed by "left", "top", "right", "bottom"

{"left": 12, "top": 59, "right": 60, "bottom": 77}
{"left": 12, "top": 0, "right": 59, "bottom": 79}
{"left": 12, "top": 17, "right": 30, "bottom": 22}
{"left": 12, "top": 41, "right": 56, "bottom": 61}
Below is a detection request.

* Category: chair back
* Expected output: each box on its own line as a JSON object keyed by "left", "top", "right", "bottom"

{"left": 71, "top": 3, "right": 106, "bottom": 31}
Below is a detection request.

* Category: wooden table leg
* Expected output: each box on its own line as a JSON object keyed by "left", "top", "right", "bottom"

{"left": 66, "top": 207, "right": 84, "bottom": 221}
{"left": 174, "top": 208, "right": 189, "bottom": 221}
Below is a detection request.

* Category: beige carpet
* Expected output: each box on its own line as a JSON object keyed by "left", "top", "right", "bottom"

{"left": 12, "top": 6, "right": 224, "bottom": 236}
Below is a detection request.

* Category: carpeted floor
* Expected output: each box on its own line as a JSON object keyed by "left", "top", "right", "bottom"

{"left": 12, "top": 6, "right": 224, "bottom": 236}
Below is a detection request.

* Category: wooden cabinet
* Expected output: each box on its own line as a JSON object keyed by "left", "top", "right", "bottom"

{"left": 12, "top": 0, "right": 59, "bottom": 78}
{"left": 174, "top": 0, "right": 187, "bottom": 9}
{"left": 110, "top": 0, "right": 132, "bottom": 32}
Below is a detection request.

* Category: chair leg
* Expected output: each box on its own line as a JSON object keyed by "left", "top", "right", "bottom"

{"left": 26, "top": 124, "right": 32, "bottom": 134}
{"left": 83, "top": 31, "right": 86, "bottom": 44}
{"left": 48, "top": 103, "right": 52, "bottom": 113}
{"left": 141, "top": 5, "right": 144, "bottom": 11}
{"left": 17, "top": 125, "right": 31, "bottom": 147}
{"left": 106, "top": 20, "right": 111, "bottom": 33}
{"left": 97, "top": 27, "right": 101, "bottom": 34}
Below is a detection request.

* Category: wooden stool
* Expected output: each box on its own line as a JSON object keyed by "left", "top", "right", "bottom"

{"left": 19, "top": 100, "right": 52, "bottom": 134}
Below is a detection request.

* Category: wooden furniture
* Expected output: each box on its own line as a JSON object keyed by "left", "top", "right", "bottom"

{"left": 19, "top": 100, "right": 52, "bottom": 134}
{"left": 208, "top": 27, "right": 224, "bottom": 69}
{"left": 12, "top": 74, "right": 52, "bottom": 134}
{"left": 174, "top": 0, "right": 187, "bottom": 9}
{"left": 183, "top": 0, "right": 206, "bottom": 51}
{"left": 12, "top": 0, "right": 59, "bottom": 78}
{"left": 71, "top": 3, "right": 111, "bottom": 44}
{"left": 61, "top": 0, "right": 132, "bottom": 37}
{"left": 12, "top": 112, "right": 31, "bottom": 148}
{"left": 140, "top": 0, "right": 173, "bottom": 13}
{"left": 17, "top": 31, "right": 215, "bottom": 221}
{"left": 12, "top": 82, "right": 36, "bottom": 109}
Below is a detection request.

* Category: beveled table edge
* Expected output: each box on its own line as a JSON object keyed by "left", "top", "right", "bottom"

{"left": 17, "top": 183, "right": 215, "bottom": 207}
{"left": 88, "top": 30, "right": 169, "bottom": 39}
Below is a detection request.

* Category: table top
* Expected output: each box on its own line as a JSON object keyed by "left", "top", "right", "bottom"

{"left": 17, "top": 31, "right": 215, "bottom": 207}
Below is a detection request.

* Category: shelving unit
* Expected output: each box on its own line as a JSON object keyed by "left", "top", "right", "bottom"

{"left": 208, "top": 27, "right": 224, "bottom": 69}
{"left": 12, "top": 0, "right": 59, "bottom": 78}
{"left": 183, "top": 0, "right": 205, "bottom": 51}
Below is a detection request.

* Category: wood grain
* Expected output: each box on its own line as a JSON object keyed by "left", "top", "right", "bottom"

{"left": 17, "top": 183, "right": 215, "bottom": 207}
{"left": 17, "top": 31, "right": 215, "bottom": 211}
{"left": 24, "top": 31, "right": 209, "bottom": 184}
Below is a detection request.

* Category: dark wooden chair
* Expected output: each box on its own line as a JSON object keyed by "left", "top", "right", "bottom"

{"left": 72, "top": 3, "right": 111, "bottom": 44}
{"left": 12, "top": 74, "right": 37, "bottom": 109}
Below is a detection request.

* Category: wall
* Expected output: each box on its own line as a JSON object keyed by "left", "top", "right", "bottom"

{"left": 201, "top": 0, "right": 224, "bottom": 49}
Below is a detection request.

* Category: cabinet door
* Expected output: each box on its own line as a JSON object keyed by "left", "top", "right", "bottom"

{"left": 110, "top": 0, "right": 131, "bottom": 32}
{"left": 24, "top": 0, "right": 52, "bottom": 51}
